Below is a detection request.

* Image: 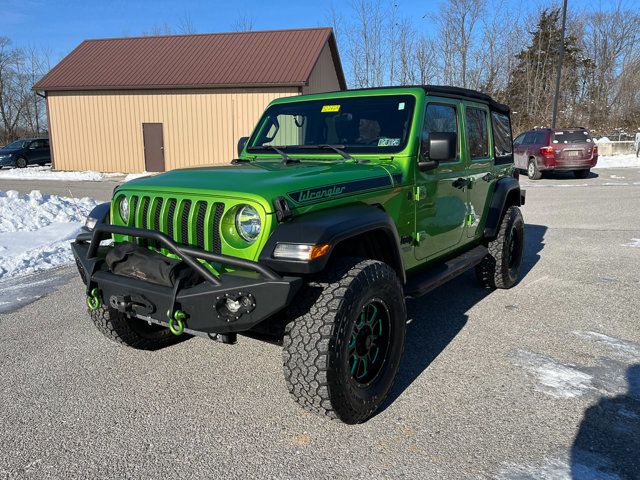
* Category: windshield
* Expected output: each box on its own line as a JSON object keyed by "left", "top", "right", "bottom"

{"left": 247, "top": 95, "right": 416, "bottom": 155}
{"left": 552, "top": 130, "right": 593, "bottom": 144}
{"left": 3, "top": 140, "right": 27, "bottom": 149}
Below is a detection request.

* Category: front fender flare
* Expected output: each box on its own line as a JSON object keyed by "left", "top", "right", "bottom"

{"left": 84, "top": 202, "right": 111, "bottom": 230}
{"left": 259, "top": 203, "right": 405, "bottom": 283}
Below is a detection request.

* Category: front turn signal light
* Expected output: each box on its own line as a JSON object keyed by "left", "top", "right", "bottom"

{"left": 273, "top": 243, "right": 331, "bottom": 261}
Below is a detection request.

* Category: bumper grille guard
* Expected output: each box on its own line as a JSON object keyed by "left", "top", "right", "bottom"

{"left": 77, "top": 224, "right": 281, "bottom": 287}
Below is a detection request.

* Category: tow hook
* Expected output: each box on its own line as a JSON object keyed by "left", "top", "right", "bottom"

{"left": 87, "top": 288, "right": 101, "bottom": 311}
{"left": 168, "top": 310, "right": 187, "bottom": 336}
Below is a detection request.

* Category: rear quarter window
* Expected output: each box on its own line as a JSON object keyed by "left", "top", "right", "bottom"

{"left": 491, "top": 111, "right": 513, "bottom": 164}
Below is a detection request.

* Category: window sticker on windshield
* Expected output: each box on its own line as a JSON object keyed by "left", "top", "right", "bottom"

{"left": 321, "top": 105, "right": 341, "bottom": 113}
{"left": 378, "top": 138, "right": 401, "bottom": 147}
{"left": 398, "top": 102, "right": 405, "bottom": 110}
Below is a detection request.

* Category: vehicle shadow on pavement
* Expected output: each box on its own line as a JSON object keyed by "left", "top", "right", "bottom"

{"left": 571, "top": 364, "right": 640, "bottom": 479}
{"left": 545, "top": 171, "right": 599, "bottom": 180}
{"left": 379, "top": 223, "right": 547, "bottom": 415}
{"left": 520, "top": 224, "right": 547, "bottom": 279}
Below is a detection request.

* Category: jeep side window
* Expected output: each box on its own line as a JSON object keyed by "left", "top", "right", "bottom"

{"left": 491, "top": 111, "right": 513, "bottom": 162}
{"left": 466, "top": 107, "right": 489, "bottom": 159}
{"left": 422, "top": 103, "right": 458, "bottom": 161}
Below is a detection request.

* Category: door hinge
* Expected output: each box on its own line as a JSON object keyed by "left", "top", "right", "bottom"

{"left": 413, "top": 186, "right": 427, "bottom": 201}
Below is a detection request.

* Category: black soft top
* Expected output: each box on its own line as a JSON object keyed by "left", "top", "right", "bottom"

{"left": 341, "top": 85, "right": 511, "bottom": 115}
{"left": 422, "top": 85, "right": 510, "bottom": 114}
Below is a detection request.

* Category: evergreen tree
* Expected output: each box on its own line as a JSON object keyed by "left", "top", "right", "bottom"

{"left": 504, "top": 8, "right": 592, "bottom": 133}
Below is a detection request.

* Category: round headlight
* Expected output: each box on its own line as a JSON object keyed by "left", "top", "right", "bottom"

{"left": 118, "top": 196, "right": 129, "bottom": 223}
{"left": 235, "top": 205, "right": 261, "bottom": 243}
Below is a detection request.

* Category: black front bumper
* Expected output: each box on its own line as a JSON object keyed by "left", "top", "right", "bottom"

{"left": 72, "top": 225, "right": 302, "bottom": 335}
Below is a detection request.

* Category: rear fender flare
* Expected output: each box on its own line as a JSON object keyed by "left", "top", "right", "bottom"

{"left": 483, "top": 178, "right": 523, "bottom": 241}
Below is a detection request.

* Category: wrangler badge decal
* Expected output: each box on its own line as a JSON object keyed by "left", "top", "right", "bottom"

{"left": 287, "top": 176, "right": 392, "bottom": 205}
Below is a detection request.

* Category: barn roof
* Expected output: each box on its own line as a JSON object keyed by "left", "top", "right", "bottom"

{"left": 34, "top": 27, "right": 345, "bottom": 92}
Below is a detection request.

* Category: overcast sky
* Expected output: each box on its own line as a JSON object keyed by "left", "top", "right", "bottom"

{"left": 2, "top": 0, "right": 632, "bottom": 64}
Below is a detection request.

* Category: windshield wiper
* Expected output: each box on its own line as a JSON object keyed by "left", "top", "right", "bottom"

{"left": 250, "top": 145, "right": 300, "bottom": 164}
{"left": 298, "top": 144, "right": 353, "bottom": 160}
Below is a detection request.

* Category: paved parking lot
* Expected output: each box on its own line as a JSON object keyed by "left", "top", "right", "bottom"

{"left": 1, "top": 168, "right": 639, "bottom": 479}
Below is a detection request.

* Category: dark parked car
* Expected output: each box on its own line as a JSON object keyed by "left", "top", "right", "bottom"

{"left": 513, "top": 128, "right": 598, "bottom": 179}
{"left": 0, "top": 138, "right": 51, "bottom": 169}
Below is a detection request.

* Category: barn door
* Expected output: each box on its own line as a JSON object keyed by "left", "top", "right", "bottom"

{"left": 142, "top": 123, "right": 165, "bottom": 172}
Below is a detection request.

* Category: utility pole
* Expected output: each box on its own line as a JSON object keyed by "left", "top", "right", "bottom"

{"left": 551, "top": 0, "right": 568, "bottom": 128}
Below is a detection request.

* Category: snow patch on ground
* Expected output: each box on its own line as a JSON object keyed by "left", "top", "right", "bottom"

{"left": 0, "top": 268, "right": 75, "bottom": 314}
{"left": 0, "top": 190, "right": 98, "bottom": 280}
{"left": 574, "top": 331, "right": 640, "bottom": 358}
{"left": 498, "top": 451, "right": 621, "bottom": 480}
{"left": 594, "top": 154, "right": 640, "bottom": 169}
{"left": 124, "top": 171, "right": 155, "bottom": 181}
{"left": 0, "top": 165, "right": 122, "bottom": 181}
{"left": 621, "top": 238, "right": 640, "bottom": 248}
{"left": 510, "top": 350, "right": 594, "bottom": 398}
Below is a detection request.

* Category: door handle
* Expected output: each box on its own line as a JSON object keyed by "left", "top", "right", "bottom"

{"left": 452, "top": 178, "right": 468, "bottom": 189}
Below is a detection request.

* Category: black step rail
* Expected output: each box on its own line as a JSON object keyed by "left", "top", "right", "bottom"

{"left": 76, "top": 225, "right": 281, "bottom": 286}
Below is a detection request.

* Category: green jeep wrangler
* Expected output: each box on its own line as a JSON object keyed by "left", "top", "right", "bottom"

{"left": 73, "top": 86, "right": 525, "bottom": 424}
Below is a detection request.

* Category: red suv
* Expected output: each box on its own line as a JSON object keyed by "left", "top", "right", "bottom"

{"left": 513, "top": 128, "right": 598, "bottom": 179}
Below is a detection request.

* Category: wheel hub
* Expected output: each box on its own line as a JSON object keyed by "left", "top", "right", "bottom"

{"left": 348, "top": 300, "right": 391, "bottom": 385}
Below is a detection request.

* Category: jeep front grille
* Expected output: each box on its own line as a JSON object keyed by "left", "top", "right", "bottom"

{"left": 128, "top": 195, "right": 224, "bottom": 254}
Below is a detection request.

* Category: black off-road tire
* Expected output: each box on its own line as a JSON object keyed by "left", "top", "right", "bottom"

{"left": 527, "top": 159, "right": 542, "bottom": 180}
{"left": 476, "top": 206, "right": 524, "bottom": 289}
{"left": 282, "top": 258, "right": 406, "bottom": 424}
{"left": 16, "top": 156, "right": 27, "bottom": 168}
{"left": 573, "top": 169, "right": 590, "bottom": 179}
{"left": 90, "top": 304, "right": 181, "bottom": 350}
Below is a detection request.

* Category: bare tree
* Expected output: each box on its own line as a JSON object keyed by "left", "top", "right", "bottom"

{"left": 177, "top": 14, "right": 197, "bottom": 34}
{"left": 0, "top": 37, "right": 29, "bottom": 144}
{"left": 232, "top": 12, "right": 255, "bottom": 32}
{"left": 22, "top": 46, "right": 50, "bottom": 135}
{"left": 433, "top": 0, "right": 485, "bottom": 89}
{"left": 582, "top": 5, "right": 640, "bottom": 131}
{"left": 414, "top": 36, "right": 438, "bottom": 85}
{"left": 142, "top": 23, "right": 173, "bottom": 36}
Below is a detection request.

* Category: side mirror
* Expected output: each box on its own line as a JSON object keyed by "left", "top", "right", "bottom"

{"left": 237, "top": 137, "right": 249, "bottom": 156}
{"left": 418, "top": 132, "right": 456, "bottom": 171}
{"left": 428, "top": 132, "right": 457, "bottom": 162}
{"left": 28, "top": 144, "right": 37, "bottom": 150}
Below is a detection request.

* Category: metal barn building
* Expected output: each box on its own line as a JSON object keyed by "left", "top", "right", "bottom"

{"left": 34, "top": 28, "right": 345, "bottom": 173}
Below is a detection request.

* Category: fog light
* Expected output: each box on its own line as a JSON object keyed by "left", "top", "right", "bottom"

{"left": 215, "top": 293, "right": 256, "bottom": 321}
{"left": 273, "top": 243, "right": 330, "bottom": 261}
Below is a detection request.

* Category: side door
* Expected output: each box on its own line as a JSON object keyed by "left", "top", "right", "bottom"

{"left": 25, "top": 140, "right": 41, "bottom": 163}
{"left": 32, "top": 139, "right": 48, "bottom": 164}
{"left": 463, "top": 103, "right": 494, "bottom": 238}
{"left": 414, "top": 100, "right": 467, "bottom": 261}
{"left": 41, "top": 139, "right": 51, "bottom": 164}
